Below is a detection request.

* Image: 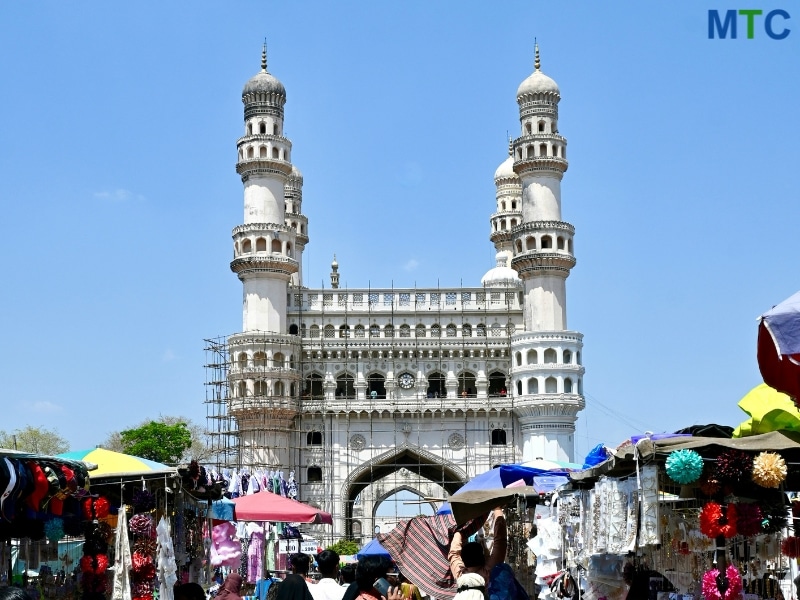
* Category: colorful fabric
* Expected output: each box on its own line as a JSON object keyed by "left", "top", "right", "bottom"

{"left": 377, "top": 514, "right": 485, "bottom": 600}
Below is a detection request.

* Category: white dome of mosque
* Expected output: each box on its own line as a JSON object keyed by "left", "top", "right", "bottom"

{"left": 494, "top": 156, "right": 517, "bottom": 181}
{"left": 290, "top": 164, "right": 303, "bottom": 180}
{"left": 243, "top": 48, "right": 286, "bottom": 97}
{"left": 516, "top": 45, "right": 559, "bottom": 98}
{"left": 517, "top": 70, "right": 559, "bottom": 97}
{"left": 481, "top": 252, "right": 522, "bottom": 287}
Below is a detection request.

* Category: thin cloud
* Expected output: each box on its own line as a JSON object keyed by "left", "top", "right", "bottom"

{"left": 24, "top": 401, "right": 63, "bottom": 414}
{"left": 162, "top": 349, "right": 177, "bottom": 362}
{"left": 93, "top": 189, "right": 144, "bottom": 202}
{"left": 403, "top": 259, "right": 419, "bottom": 272}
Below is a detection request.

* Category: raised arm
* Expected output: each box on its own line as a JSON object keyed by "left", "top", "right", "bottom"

{"left": 448, "top": 531, "right": 465, "bottom": 580}
{"left": 486, "top": 508, "right": 507, "bottom": 572}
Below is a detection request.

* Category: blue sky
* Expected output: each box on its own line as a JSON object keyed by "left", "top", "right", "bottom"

{"left": 0, "top": 2, "right": 797, "bottom": 463}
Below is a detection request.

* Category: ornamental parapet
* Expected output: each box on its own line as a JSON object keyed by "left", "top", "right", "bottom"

{"left": 511, "top": 252, "right": 575, "bottom": 277}
{"left": 490, "top": 230, "right": 513, "bottom": 245}
{"left": 230, "top": 255, "right": 298, "bottom": 278}
{"left": 228, "top": 331, "right": 302, "bottom": 349}
{"left": 236, "top": 158, "right": 293, "bottom": 178}
{"left": 298, "top": 395, "right": 516, "bottom": 415}
{"left": 513, "top": 363, "right": 585, "bottom": 375}
{"left": 515, "top": 133, "right": 567, "bottom": 145}
{"left": 513, "top": 156, "right": 568, "bottom": 176}
{"left": 228, "top": 366, "right": 302, "bottom": 381}
{"left": 512, "top": 221, "right": 574, "bottom": 236}
{"left": 236, "top": 133, "right": 292, "bottom": 147}
{"left": 512, "top": 393, "right": 585, "bottom": 418}
{"left": 232, "top": 222, "right": 294, "bottom": 237}
{"left": 228, "top": 396, "right": 299, "bottom": 418}
{"left": 511, "top": 331, "right": 584, "bottom": 345}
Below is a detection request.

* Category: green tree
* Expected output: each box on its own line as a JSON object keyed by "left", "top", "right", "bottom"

{"left": 104, "top": 415, "right": 211, "bottom": 463}
{"left": 119, "top": 420, "right": 192, "bottom": 465}
{"left": 0, "top": 426, "right": 69, "bottom": 455}
{"left": 326, "top": 539, "right": 360, "bottom": 556}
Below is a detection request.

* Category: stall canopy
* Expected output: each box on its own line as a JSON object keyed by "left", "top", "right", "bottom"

{"left": 232, "top": 491, "right": 333, "bottom": 524}
{"left": 58, "top": 448, "right": 175, "bottom": 478}
{"left": 356, "top": 538, "right": 391, "bottom": 559}
{"left": 571, "top": 431, "right": 800, "bottom": 481}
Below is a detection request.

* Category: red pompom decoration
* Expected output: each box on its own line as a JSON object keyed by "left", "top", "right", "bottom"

{"left": 736, "top": 503, "right": 763, "bottom": 537}
{"left": 715, "top": 450, "right": 753, "bottom": 484}
{"left": 699, "top": 472, "right": 721, "bottom": 496}
{"left": 782, "top": 536, "right": 800, "bottom": 558}
{"left": 700, "top": 502, "right": 738, "bottom": 538}
{"left": 93, "top": 497, "right": 110, "bottom": 519}
{"left": 131, "top": 551, "right": 154, "bottom": 573}
{"left": 80, "top": 555, "right": 93, "bottom": 573}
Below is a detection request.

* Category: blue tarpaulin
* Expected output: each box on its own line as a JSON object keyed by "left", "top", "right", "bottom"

{"left": 356, "top": 538, "right": 392, "bottom": 559}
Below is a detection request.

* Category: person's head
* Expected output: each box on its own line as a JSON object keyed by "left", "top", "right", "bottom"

{"left": 461, "top": 541, "right": 486, "bottom": 569}
{"left": 290, "top": 553, "right": 311, "bottom": 576}
{"left": 316, "top": 550, "right": 340, "bottom": 578}
{"left": 0, "top": 588, "right": 30, "bottom": 600}
{"left": 355, "top": 555, "right": 391, "bottom": 591}
{"left": 175, "top": 583, "right": 206, "bottom": 600}
{"left": 222, "top": 573, "right": 243, "bottom": 593}
{"left": 340, "top": 565, "right": 356, "bottom": 584}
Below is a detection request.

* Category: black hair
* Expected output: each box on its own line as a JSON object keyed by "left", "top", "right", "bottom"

{"left": 174, "top": 583, "right": 206, "bottom": 600}
{"left": 290, "top": 553, "right": 311, "bottom": 575}
{"left": 0, "top": 588, "right": 30, "bottom": 600}
{"left": 461, "top": 541, "right": 486, "bottom": 568}
{"left": 355, "top": 555, "right": 391, "bottom": 591}
{"left": 340, "top": 565, "right": 356, "bottom": 584}
{"left": 316, "top": 550, "right": 340, "bottom": 577}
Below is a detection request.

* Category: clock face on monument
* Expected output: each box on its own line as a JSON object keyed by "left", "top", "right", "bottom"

{"left": 398, "top": 373, "right": 415, "bottom": 389}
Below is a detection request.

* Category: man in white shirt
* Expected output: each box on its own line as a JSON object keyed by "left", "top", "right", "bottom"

{"left": 309, "top": 550, "right": 345, "bottom": 600}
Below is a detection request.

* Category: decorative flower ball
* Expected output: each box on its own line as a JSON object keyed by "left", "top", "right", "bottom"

{"left": 735, "top": 503, "right": 763, "bottom": 537}
{"left": 752, "top": 452, "right": 787, "bottom": 488}
{"left": 702, "top": 565, "right": 742, "bottom": 600}
{"left": 44, "top": 518, "right": 64, "bottom": 542}
{"left": 715, "top": 450, "right": 753, "bottom": 484}
{"left": 700, "top": 502, "right": 738, "bottom": 538}
{"left": 666, "top": 449, "right": 704, "bottom": 484}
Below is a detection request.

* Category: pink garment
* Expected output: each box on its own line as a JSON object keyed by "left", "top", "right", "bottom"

{"left": 247, "top": 525, "right": 265, "bottom": 583}
{"left": 210, "top": 521, "right": 242, "bottom": 567}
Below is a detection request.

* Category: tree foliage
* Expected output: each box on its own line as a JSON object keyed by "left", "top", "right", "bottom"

{"left": 119, "top": 420, "right": 192, "bottom": 465}
{"left": 104, "top": 415, "right": 211, "bottom": 464}
{"left": 0, "top": 426, "right": 69, "bottom": 455}
{"left": 326, "top": 539, "right": 360, "bottom": 556}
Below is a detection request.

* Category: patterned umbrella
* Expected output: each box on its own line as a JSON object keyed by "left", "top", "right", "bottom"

{"left": 58, "top": 448, "right": 174, "bottom": 477}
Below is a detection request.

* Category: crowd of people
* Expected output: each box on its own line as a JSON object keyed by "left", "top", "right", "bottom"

{"left": 209, "top": 505, "right": 519, "bottom": 600}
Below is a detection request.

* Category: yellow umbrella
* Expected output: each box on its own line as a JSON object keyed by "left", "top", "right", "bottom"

{"left": 57, "top": 448, "right": 175, "bottom": 477}
{"left": 733, "top": 383, "right": 800, "bottom": 437}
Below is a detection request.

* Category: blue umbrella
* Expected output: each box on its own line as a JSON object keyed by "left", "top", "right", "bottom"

{"left": 356, "top": 538, "right": 391, "bottom": 560}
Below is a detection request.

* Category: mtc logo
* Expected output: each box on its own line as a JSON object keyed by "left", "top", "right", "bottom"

{"left": 708, "top": 9, "right": 790, "bottom": 39}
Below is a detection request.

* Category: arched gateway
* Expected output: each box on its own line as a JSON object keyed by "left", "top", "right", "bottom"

{"left": 340, "top": 443, "right": 467, "bottom": 537}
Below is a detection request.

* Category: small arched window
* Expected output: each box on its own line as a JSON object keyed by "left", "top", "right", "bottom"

{"left": 254, "top": 380, "right": 267, "bottom": 396}
{"left": 526, "top": 145, "right": 534, "bottom": 159}
{"left": 399, "top": 324, "right": 411, "bottom": 338}
{"left": 541, "top": 236, "right": 553, "bottom": 249}
{"left": 525, "top": 122, "right": 532, "bottom": 134}
{"left": 369, "top": 324, "right": 380, "bottom": 338}
{"left": 324, "top": 325, "right": 335, "bottom": 338}
{"left": 564, "top": 378, "right": 573, "bottom": 393}
{"left": 309, "top": 325, "right": 320, "bottom": 338}
{"left": 384, "top": 324, "right": 394, "bottom": 338}
{"left": 539, "top": 143, "right": 548, "bottom": 157}
{"left": 339, "top": 325, "right": 350, "bottom": 338}
{"left": 307, "top": 431, "right": 323, "bottom": 446}
{"left": 256, "top": 237, "right": 267, "bottom": 252}
{"left": 527, "top": 378, "right": 539, "bottom": 394}
{"left": 543, "top": 349, "right": 557, "bottom": 363}
{"left": 415, "top": 324, "right": 426, "bottom": 338}
{"left": 538, "top": 121, "right": 545, "bottom": 133}
{"left": 253, "top": 351, "right": 267, "bottom": 367}
{"left": 431, "top": 324, "right": 441, "bottom": 338}
{"left": 247, "top": 123, "right": 253, "bottom": 135}
{"left": 545, "top": 377, "right": 558, "bottom": 393}
{"left": 273, "top": 352, "right": 285, "bottom": 367}
{"left": 273, "top": 123, "right": 278, "bottom": 135}
{"left": 247, "top": 147, "right": 254, "bottom": 158}
{"left": 491, "top": 429, "right": 507, "bottom": 446}
{"left": 446, "top": 324, "right": 457, "bottom": 337}
{"left": 272, "top": 147, "right": 279, "bottom": 159}
{"left": 259, "top": 146, "right": 267, "bottom": 158}
{"left": 271, "top": 239, "right": 281, "bottom": 252}
{"left": 237, "top": 381, "right": 247, "bottom": 397}
{"left": 242, "top": 239, "right": 252, "bottom": 253}
{"left": 289, "top": 324, "right": 299, "bottom": 335}
{"left": 563, "top": 350, "right": 572, "bottom": 364}
{"left": 237, "top": 353, "right": 248, "bottom": 368}
{"left": 259, "top": 123, "right": 266, "bottom": 134}
{"left": 516, "top": 381, "right": 522, "bottom": 395}
{"left": 307, "top": 466, "right": 322, "bottom": 482}
{"left": 354, "top": 325, "right": 365, "bottom": 338}
{"left": 476, "top": 324, "right": 486, "bottom": 337}
{"left": 515, "top": 352, "right": 522, "bottom": 367}
{"left": 525, "top": 236, "right": 535, "bottom": 250}
{"left": 463, "top": 324, "right": 472, "bottom": 338}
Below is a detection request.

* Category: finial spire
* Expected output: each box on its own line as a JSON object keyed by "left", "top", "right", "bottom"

{"left": 534, "top": 39, "right": 540, "bottom": 71}
{"left": 508, "top": 136, "right": 513, "bottom": 157}
{"left": 261, "top": 40, "right": 267, "bottom": 72}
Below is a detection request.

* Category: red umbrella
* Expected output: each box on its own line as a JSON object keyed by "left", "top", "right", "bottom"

{"left": 232, "top": 492, "right": 333, "bottom": 524}
{"left": 758, "top": 290, "right": 800, "bottom": 404}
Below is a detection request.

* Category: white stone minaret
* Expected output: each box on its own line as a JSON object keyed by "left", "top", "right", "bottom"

{"left": 228, "top": 46, "right": 301, "bottom": 468}
{"left": 285, "top": 165, "right": 308, "bottom": 287}
{"left": 509, "top": 44, "right": 585, "bottom": 463}
{"left": 490, "top": 139, "right": 523, "bottom": 263}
